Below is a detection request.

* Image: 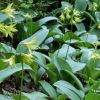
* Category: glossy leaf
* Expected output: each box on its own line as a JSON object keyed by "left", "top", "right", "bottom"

{"left": 0, "top": 63, "right": 32, "bottom": 83}
{"left": 54, "top": 80, "right": 84, "bottom": 100}
{"left": 22, "top": 92, "right": 48, "bottom": 100}
{"left": 39, "top": 81, "right": 57, "bottom": 100}
{"left": 37, "top": 16, "right": 59, "bottom": 26}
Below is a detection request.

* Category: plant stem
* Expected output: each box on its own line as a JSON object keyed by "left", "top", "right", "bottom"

{"left": 19, "top": 61, "right": 24, "bottom": 100}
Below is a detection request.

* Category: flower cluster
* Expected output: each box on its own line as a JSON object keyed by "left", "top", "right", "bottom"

{"left": 0, "top": 23, "right": 17, "bottom": 38}
{"left": 0, "top": 3, "right": 17, "bottom": 18}
{"left": 60, "top": 7, "right": 81, "bottom": 25}
{"left": 89, "top": 2, "right": 98, "bottom": 11}
{"left": 21, "top": 53, "right": 35, "bottom": 65}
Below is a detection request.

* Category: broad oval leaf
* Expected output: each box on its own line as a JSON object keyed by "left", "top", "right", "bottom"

{"left": 0, "top": 63, "right": 32, "bottom": 83}
{"left": 37, "top": 16, "right": 60, "bottom": 26}
{"left": 39, "top": 81, "right": 57, "bottom": 100}
{"left": 54, "top": 80, "right": 84, "bottom": 100}
{"left": 66, "top": 59, "right": 86, "bottom": 72}
{"left": 61, "top": 70, "right": 84, "bottom": 91}
{"left": 53, "top": 57, "right": 72, "bottom": 74}
{"left": 95, "top": 12, "right": 100, "bottom": 22}
{"left": 0, "top": 43, "right": 16, "bottom": 53}
{"left": 54, "top": 44, "right": 76, "bottom": 58}
{"left": 85, "top": 93, "right": 100, "bottom": 100}
{"left": 75, "top": 0, "right": 87, "bottom": 11}
{"left": 0, "top": 13, "right": 8, "bottom": 22}
{"left": 0, "top": 94, "right": 12, "bottom": 100}
{"left": 22, "top": 92, "right": 48, "bottom": 100}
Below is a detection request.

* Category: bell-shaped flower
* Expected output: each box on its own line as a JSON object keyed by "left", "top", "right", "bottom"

{"left": 89, "top": 2, "right": 98, "bottom": 11}
{"left": 21, "top": 53, "right": 35, "bottom": 65}
{"left": 0, "top": 3, "right": 17, "bottom": 18}
{"left": 60, "top": 7, "right": 81, "bottom": 25}
{"left": 0, "top": 23, "right": 17, "bottom": 38}
{"left": 23, "top": 38, "right": 39, "bottom": 53}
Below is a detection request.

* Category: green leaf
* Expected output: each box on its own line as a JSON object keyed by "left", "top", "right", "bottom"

{"left": 54, "top": 44, "right": 76, "bottom": 58}
{"left": 53, "top": 57, "right": 72, "bottom": 73}
{"left": 91, "top": 80, "right": 100, "bottom": 92}
{"left": 21, "top": 26, "right": 49, "bottom": 45}
{"left": 61, "top": 1, "right": 72, "bottom": 9}
{"left": 57, "top": 95, "right": 66, "bottom": 100}
{"left": 37, "top": 16, "right": 59, "bottom": 26}
{"left": 0, "top": 94, "right": 12, "bottom": 100}
{"left": 61, "top": 70, "right": 84, "bottom": 91}
{"left": 0, "top": 58, "right": 8, "bottom": 70}
{"left": 85, "top": 93, "right": 100, "bottom": 100}
{"left": 22, "top": 92, "right": 48, "bottom": 100}
{"left": 76, "top": 23, "right": 86, "bottom": 31}
{"left": 81, "top": 48, "right": 92, "bottom": 63}
{"left": 63, "top": 32, "right": 80, "bottom": 41}
{"left": 32, "top": 51, "right": 47, "bottom": 64}
{"left": 95, "top": 12, "right": 100, "bottom": 22}
{"left": 75, "top": 0, "right": 87, "bottom": 11}
{"left": 54, "top": 80, "right": 84, "bottom": 100}
{"left": 46, "top": 66, "right": 58, "bottom": 83}
{"left": 16, "top": 27, "right": 49, "bottom": 53}
{"left": 24, "top": 22, "right": 41, "bottom": 35}
{"left": 39, "top": 81, "right": 57, "bottom": 100}
{"left": 0, "top": 63, "right": 32, "bottom": 83}
{"left": 14, "top": 94, "right": 28, "bottom": 100}
{"left": 71, "top": 41, "right": 94, "bottom": 48}
{"left": 13, "top": 14, "right": 24, "bottom": 23}
{"left": 66, "top": 59, "right": 86, "bottom": 72}
{"left": 0, "top": 43, "right": 16, "bottom": 53}
{"left": 0, "top": 13, "right": 8, "bottom": 22}
{"left": 80, "top": 34, "right": 98, "bottom": 43}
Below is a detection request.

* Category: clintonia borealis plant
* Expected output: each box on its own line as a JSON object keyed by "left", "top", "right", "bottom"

{"left": 0, "top": 0, "right": 100, "bottom": 100}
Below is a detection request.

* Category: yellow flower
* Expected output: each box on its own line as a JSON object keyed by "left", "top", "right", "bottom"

{"left": 24, "top": 13, "right": 32, "bottom": 20}
{"left": 73, "top": 9, "right": 80, "bottom": 16}
{"left": 64, "top": 7, "right": 71, "bottom": 13}
{"left": 60, "top": 14, "right": 65, "bottom": 21}
{"left": 60, "top": 7, "right": 81, "bottom": 25}
{"left": 89, "top": 2, "right": 98, "bottom": 11}
{"left": 3, "top": 55, "right": 15, "bottom": 66}
{"left": 97, "top": 23, "right": 100, "bottom": 29}
{"left": 21, "top": 53, "right": 35, "bottom": 65}
{"left": 0, "top": 3, "right": 17, "bottom": 18}
{"left": 74, "top": 17, "right": 81, "bottom": 23}
{"left": 0, "top": 23, "right": 17, "bottom": 37}
{"left": 23, "top": 38, "right": 39, "bottom": 53}
{"left": 91, "top": 53, "right": 100, "bottom": 59}
{"left": 70, "top": 18, "right": 76, "bottom": 25}
{"left": 66, "top": 13, "right": 71, "bottom": 19}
